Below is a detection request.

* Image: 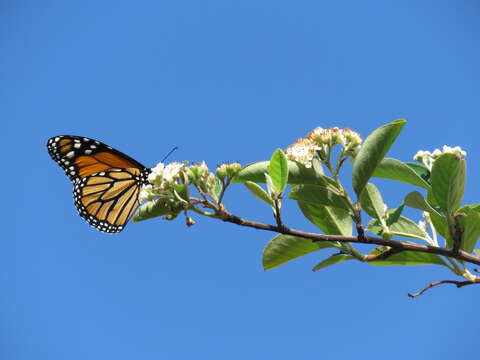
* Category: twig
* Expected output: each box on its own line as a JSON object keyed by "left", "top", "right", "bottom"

{"left": 452, "top": 213, "right": 465, "bottom": 255}
{"left": 356, "top": 223, "right": 368, "bottom": 242}
{"left": 273, "top": 198, "right": 285, "bottom": 232}
{"left": 217, "top": 178, "right": 231, "bottom": 204}
{"left": 408, "top": 278, "right": 480, "bottom": 298}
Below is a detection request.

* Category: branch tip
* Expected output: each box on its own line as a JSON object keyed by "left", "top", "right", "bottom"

{"left": 408, "top": 278, "right": 480, "bottom": 298}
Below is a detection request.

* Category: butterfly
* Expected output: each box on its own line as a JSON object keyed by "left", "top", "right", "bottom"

{"left": 47, "top": 135, "right": 151, "bottom": 233}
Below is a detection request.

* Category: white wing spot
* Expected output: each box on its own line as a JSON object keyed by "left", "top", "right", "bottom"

{"left": 74, "top": 143, "right": 81, "bottom": 149}
{"left": 66, "top": 151, "right": 75, "bottom": 159}
{"left": 90, "top": 145, "right": 97, "bottom": 149}
{"left": 85, "top": 149, "right": 92, "bottom": 154}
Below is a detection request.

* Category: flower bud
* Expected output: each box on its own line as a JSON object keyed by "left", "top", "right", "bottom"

{"left": 216, "top": 162, "right": 241, "bottom": 180}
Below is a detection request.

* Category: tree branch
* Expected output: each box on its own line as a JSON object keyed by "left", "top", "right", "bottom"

{"left": 408, "top": 278, "right": 480, "bottom": 298}
{"left": 217, "top": 208, "right": 480, "bottom": 266}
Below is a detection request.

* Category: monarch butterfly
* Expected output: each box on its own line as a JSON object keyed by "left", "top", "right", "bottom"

{"left": 47, "top": 135, "right": 151, "bottom": 233}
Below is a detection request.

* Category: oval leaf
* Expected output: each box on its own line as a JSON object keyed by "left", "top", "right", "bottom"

{"left": 372, "top": 158, "right": 431, "bottom": 190}
{"left": 352, "top": 119, "right": 406, "bottom": 196}
{"left": 263, "top": 234, "right": 338, "bottom": 270}
{"left": 360, "top": 183, "right": 386, "bottom": 219}
{"left": 268, "top": 149, "right": 289, "bottom": 194}
{"left": 312, "top": 254, "right": 354, "bottom": 271}
{"left": 297, "top": 201, "right": 352, "bottom": 236}
{"left": 244, "top": 181, "right": 273, "bottom": 206}
{"left": 404, "top": 191, "right": 434, "bottom": 213}
{"left": 430, "top": 153, "right": 466, "bottom": 214}
{"left": 368, "top": 248, "right": 448, "bottom": 266}
{"left": 233, "top": 161, "right": 324, "bottom": 185}
{"left": 404, "top": 191, "right": 445, "bottom": 219}
{"left": 289, "top": 184, "right": 350, "bottom": 211}
{"left": 457, "top": 205, "right": 480, "bottom": 253}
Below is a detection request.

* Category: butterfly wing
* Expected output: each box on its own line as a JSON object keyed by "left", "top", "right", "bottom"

{"left": 47, "top": 135, "right": 150, "bottom": 233}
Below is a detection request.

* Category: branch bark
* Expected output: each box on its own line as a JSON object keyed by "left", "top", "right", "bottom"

{"left": 408, "top": 278, "right": 480, "bottom": 298}
{"left": 218, "top": 208, "right": 480, "bottom": 266}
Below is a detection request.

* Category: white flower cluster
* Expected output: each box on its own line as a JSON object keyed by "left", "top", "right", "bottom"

{"left": 139, "top": 161, "right": 186, "bottom": 202}
{"left": 413, "top": 145, "right": 467, "bottom": 170}
{"left": 285, "top": 127, "right": 362, "bottom": 168}
{"left": 285, "top": 138, "right": 318, "bottom": 168}
{"left": 139, "top": 160, "right": 238, "bottom": 204}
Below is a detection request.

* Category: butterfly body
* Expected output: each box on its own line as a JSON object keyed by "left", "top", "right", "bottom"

{"left": 47, "top": 135, "right": 151, "bottom": 233}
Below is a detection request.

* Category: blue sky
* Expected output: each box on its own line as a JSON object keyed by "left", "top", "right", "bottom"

{"left": 3, "top": 1, "right": 480, "bottom": 359}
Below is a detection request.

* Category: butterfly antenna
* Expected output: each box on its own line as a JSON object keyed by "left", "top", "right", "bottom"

{"left": 161, "top": 146, "right": 179, "bottom": 162}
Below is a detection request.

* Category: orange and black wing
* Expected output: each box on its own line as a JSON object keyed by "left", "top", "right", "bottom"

{"left": 47, "top": 135, "right": 151, "bottom": 233}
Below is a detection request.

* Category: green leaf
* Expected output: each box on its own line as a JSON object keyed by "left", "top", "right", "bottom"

{"left": 366, "top": 215, "right": 430, "bottom": 242}
{"left": 173, "top": 184, "right": 189, "bottom": 201}
{"left": 311, "top": 157, "right": 325, "bottom": 176}
{"left": 430, "top": 153, "right": 466, "bottom": 213}
{"left": 373, "top": 158, "right": 431, "bottom": 190}
{"left": 233, "top": 161, "right": 324, "bottom": 185}
{"left": 213, "top": 177, "right": 222, "bottom": 198}
{"left": 352, "top": 119, "right": 406, "bottom": 196}
{"left": 426, "top": 189, "right": 439, "bottom": 208}
{"left": 386, "top": 205, "right": 404, "bottom": 226}
{"left": 289, "top": 184, "right": 351, "bottom": 211}
{"left": 133, "top": 199, "right": 182, "bottom": 223}
{"left": 359, "top": 183, "right": 386, "bottom": 219}
{"left": 263, "top": 234, "right": 338, "bottom": 270}
{"left": 265, "top": 173, "right": 275, "bottom": 197}
{"left": 475, "top": 249, "right": 480, "bottom": 256}
{"left": 368, "top": 248, "right": 448, "bottom": 267}
{"left": 467, "top": 203, "right": 480, "bottom": 211}
{"left": 268, "top": 149, "right": 289, "bottom": 194}
{"left": 456, "top": 206, "right": 480, "bottom": 253}
{"left": 244, "top": 181, "right": 274, "bottom": 206}
{"left": 404, "top": 191, "right": 435, "bottom": 213}
{"left": 403, "top": 191, "right": 449, "bottom": 240}
{"left": 312, "top": 254, "right": 354, "bottom": 271}
{"left": 404, "top": 191, "right": 445, "bottom": 219}
{"left": 297, "top": 201, "right": 352, "bottom": 236}
{"left": 431, "top": 212, "right": 450, "bottom": 246}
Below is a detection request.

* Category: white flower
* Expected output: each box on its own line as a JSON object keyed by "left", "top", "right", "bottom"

{"left": 432, "top": 145, "right": 467, "bottom": 160}
{"left": 285, "top": 138, "right": 318, "bottom": 168}
{"left": 413, "top": 150, "right": 429, "bottom": 162}
{"left": 139, "top": 184, "right": 153, "bottom": 202}
{"left": 432, "top": 149, "right": 442, "bottom": 157}
{"left": 148, "top": 162, "right": 165, "bottom": 184}
{"left": 163, "top": 162, "right": 185, "bottom": 183}
{"left": 413, "top": 145, "right": 467, "bottom": 170}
